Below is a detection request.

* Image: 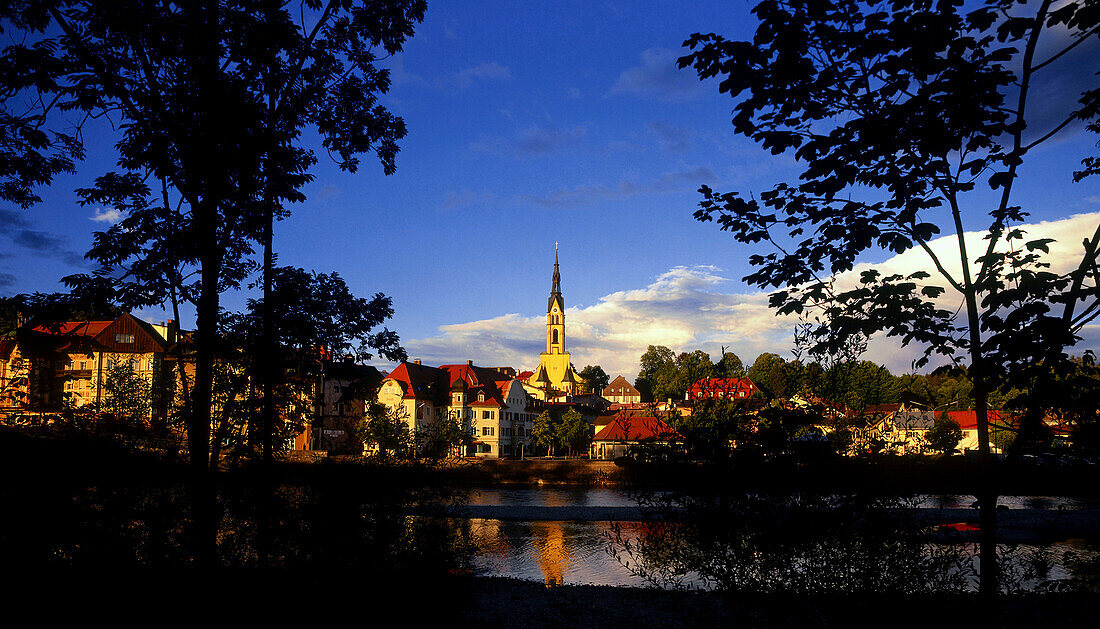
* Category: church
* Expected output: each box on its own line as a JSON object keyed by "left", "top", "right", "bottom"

{"left": 524, "top": 248, "right": 581, "bottom": 401}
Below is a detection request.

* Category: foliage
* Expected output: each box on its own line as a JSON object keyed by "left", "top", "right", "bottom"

{"left": 715, "top": 351, "right": 745, "bottom": 378}
{"left": 532, "top": 410, "right": 557, "bottom": 456}
{"left": 746, "top": 353, "right": 795, "bottom": 400}
{"left": 355, "top": 402, "right": 413, "bottom": 460}
{"left": 251, "top": 266, "right": 406, "bottom": 366}
{"left": 926, "top": 415, "right": 964, "bottom": 454}
{"left": 636, "top": 345, "right": 678, "bottom": 402}
{"left": 102, "top": 359, "right": 151, "bottom": 428}
{"left": 667, "top": 398, "right": 753, "bottom": 460}
{"left": 555, "top": 408, "right": 591, "bottom": 456}
{"left": 578, "top": 364, "right": 610, "bottom": 395}
{"left": 414, "top": 411, "right": 471, "bottom": 461}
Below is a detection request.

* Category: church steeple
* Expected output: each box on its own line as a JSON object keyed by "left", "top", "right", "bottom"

{"left": 546, "top": 245, "right": 565, "bottom": 354}
{"left": 548, "top": 244, "right": 563, "bottom": 313}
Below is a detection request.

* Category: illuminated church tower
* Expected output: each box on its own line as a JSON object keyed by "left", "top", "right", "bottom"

{"left": 531, "top": 245, "right": 578, "bottom": 398}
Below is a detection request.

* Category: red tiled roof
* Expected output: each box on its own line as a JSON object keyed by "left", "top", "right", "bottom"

{"left": 385, "top": 361, "right": 447, "bottom": 400}
{"left": 687, "top": 377, "right": 759, "bottom": 400}
{"left": 33, "top": 321, "right": 113, "bottom": 337}
{"left": 946, "top": 410, "right": 1010, "bottom": 431}
{"left": 517, "top": 370, "right": 534, "bottom": 380}
{"left": 593, "top": 414, "right": 679, "bottom": 442}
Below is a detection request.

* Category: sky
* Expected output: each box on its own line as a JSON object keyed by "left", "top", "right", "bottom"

{"left": 1, "top": 1, "right": 1099, "bottom": 380}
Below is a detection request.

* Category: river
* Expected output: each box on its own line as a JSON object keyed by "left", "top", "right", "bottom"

{"left": 463, "top": 488, "right": 1100, "bottom": 589}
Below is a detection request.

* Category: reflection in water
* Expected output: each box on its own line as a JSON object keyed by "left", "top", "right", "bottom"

{"left": 463, "top": 489, "right": 1100, "bottom": 591}
{"left": 533, "top": 521, "right": 568, "bottom": 586}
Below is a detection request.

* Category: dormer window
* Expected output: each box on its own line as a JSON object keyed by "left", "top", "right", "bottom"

{"left": 478, "top": 391, "right": 485, "bottom": 402}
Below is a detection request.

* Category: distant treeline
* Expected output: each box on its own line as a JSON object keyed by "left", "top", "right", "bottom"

{"left": 631, "top": 345, "right": 1035, "bottom": 412}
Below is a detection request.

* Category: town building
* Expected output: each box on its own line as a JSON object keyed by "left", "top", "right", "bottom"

{"left": 602, "top": 376, "right": 641, "bottom": 404}
{"left": 377, "top": 359, "right": 537, "bottom": 458}
{"left": 0, "top": 313, "right": 186, "bottom": 422}
{"left": 687, "top": 377, "right": 760, "bottom": 401}
{"left": 590, "top": 412, "right": 680, "bottom": 460}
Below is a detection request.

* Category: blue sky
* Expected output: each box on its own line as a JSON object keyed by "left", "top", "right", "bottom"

{"left": 2, "top": 1, "right": 1099, "bottom": 379}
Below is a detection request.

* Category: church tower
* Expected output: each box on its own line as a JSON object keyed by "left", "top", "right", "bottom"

{"left": 547, "top": 248, "right": 565, "bottom": 354}
{"left": 531, "top": 245, "right": 578, "bottom": 398}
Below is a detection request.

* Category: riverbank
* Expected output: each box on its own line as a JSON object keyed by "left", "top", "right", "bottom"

{"left": 462, "top": 577, "right": 1100, "bottom": 627}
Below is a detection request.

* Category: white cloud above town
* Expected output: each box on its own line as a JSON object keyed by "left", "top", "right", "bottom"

{"left": 399, "top": 211, "right": 1100, "bottom": 380}
{"left": 90, "top": 208, "right": 125, "bottom": 224}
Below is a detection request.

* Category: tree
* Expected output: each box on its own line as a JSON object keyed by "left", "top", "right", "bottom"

{"left": 102, "top": 358, "right": 151, "bottom": 428}
{"left": 746, "top": 353, "right": 792, "bottom": 400}
{"left": 578, "top": 365, "right": 610, "bottom": 395}
{"left": 357, "top": 402, "right": 413, "bottom": 460}
{"left": 926, "top": 415, "right": 964, "bottom": 455}
{"left": 636, "top": 345, "right": 677, "bottom": 402}
{"left": 715, "top": 351, "right": 745, "bottom": 378}
{"left": 680, "top": 0, "right": 1100, "bottom": 594}
{"left": 2, "top": 1, "right": 426, "bottom": 563}
{"left": 556, "top": 408, "right": 591, "bottom": 457}
{"left": 673, "top": 350, "right": 714, "bottom": 399}
{"left": 532, "top": 410, "right": 557, "bottom": 457}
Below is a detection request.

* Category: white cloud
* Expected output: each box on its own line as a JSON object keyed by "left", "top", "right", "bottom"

{"left": 90, "top": 208, "right": 125, "bottom": 224}
{"left": 396, "top": 213, "right": 1100, "bottom": 379}
{"left": 401, "top": 265, "right": 797, "bottom": 379}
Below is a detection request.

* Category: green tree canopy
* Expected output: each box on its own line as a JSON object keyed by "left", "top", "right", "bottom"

{"left": 532, "top": 410, "right": 558, "bottom": 457}
{"left": 578, "top": 365, "right": 610, "bottom": 395}
{"left": 715, "top": 352, "right": 745, "bottom": 378}
{"left": 556, "top": 408, "right": 591, "bottom": 457}
{"left": 926, "top": 415, "right": 964, "bottom": 455}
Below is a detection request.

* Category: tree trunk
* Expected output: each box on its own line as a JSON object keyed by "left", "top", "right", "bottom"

{"left": 185, "top": 0, "right": 222, "bottom": 567}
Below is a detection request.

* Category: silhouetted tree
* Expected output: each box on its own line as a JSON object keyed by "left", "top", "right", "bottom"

{"left": 680, "top": 0, "right": 1100, "bottom": 594}
{"left": 0, "top": 1, "right": 426, "bottom": 563}
{"left": 926, "top": 414, "right": 964, "bottom": 455}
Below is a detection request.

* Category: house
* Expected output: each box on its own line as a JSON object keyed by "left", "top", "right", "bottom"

{"left": 0, "top": 314, "right": 187, "bottom": 422}
{"left": 867, "top": 410, "right": 937, "bottom": 453}
{"left": 687, "top": 377, "right": 760, "bottom": 401}
{"left": 377, "top": 359, "right": 537, "bottom": 458}
{"left": 590, "top": 413, "right": 680, "bottom": 460}
{"left": 602, "top": 376, "right": 641, "bottom": 404}
{"left": 0, "top": 338, "right": 29, "bottom": 416}
{"left": 311, "top": 361, "right": 383, "bottom": 451}
{"left": 945, "top": 410, "right": 1011, "bottom": 453}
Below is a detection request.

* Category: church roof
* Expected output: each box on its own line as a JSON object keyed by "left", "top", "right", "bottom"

{"left": 602, "top": 375, "right": 640, "bottom": 397}
{"left": 531, "top": 364, "right": 550, "bottom": 384}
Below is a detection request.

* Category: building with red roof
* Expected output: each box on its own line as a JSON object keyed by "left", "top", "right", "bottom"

{"left": 687, "top": 377, "right": 760, "bottom": 401}
{"left": 590, "top": 413, "right": 680, "bottom": 460}
{"left": 1, "top": 313, "right": 186, "bottom": 421}
{"left": 377, "top": 359, "right": 538, "bottom": 458}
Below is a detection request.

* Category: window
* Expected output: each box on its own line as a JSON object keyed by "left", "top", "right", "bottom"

{"left": 552, "top": 329, "right": 559, "bottom": 345}
{"left": 482, "top": 427, "right": 495, "bottom": 437}
{"left": 115, "top": 333, "right": 135, "bottom": 344}
{"left": 482, "top": 410, "right": 491, "bottom": 420}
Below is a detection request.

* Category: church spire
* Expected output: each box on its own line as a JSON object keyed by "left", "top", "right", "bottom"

{"left": 548, "top": 244, "right": 563, "bottom": 312}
